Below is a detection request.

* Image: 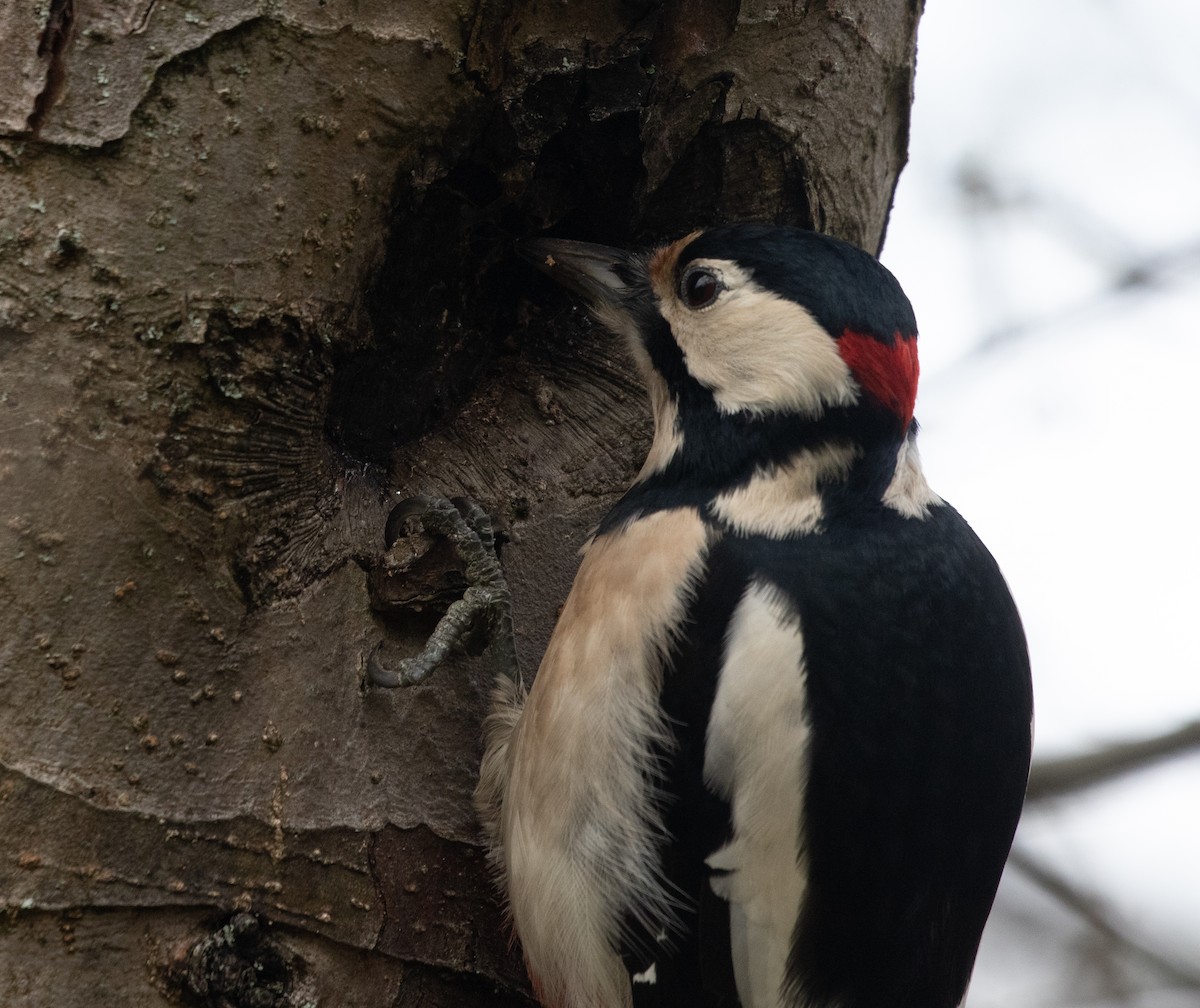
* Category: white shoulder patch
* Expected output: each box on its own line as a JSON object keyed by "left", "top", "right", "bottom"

{"left": 704, "top": 581, "right": 810, "bottom": 1008}
{"left": 883, "top": 436, "right": 943, "bottom": 518}
{"left": 496, "top": 508, "right": 710, "bottom": 1008}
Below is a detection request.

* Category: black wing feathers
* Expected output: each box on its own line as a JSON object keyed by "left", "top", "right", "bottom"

{"left": 773, "top": 504, "right": 1032, "bottom": 1008}
{"left": 629, "top": 503, "right": 1031, "bottom": 1008}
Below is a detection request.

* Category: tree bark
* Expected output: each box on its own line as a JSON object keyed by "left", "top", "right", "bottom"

{"left": 0, "top": 1, "right": 922, "bottom": 1004}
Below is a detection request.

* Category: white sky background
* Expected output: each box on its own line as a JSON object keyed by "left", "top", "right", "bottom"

{"left": 881, "top": 0, "right": 1200, "bottom": 1004}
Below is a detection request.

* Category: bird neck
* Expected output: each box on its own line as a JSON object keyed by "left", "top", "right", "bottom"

{"left": 598, "top": 398, "right": 931, "bottom": 538}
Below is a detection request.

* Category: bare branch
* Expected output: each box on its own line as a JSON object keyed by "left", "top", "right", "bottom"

{"left": 1009, "top": 847, "right": 1200, "bottom": 991}
{"left": 1027, "top": 719, "right": 1200, "bottom": 801}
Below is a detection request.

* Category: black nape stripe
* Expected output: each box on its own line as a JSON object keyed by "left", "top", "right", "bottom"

{"left": 595, "top": 275, "right": 914, "bottom": 537}
{"left": 597, "top": 374, "right": 907, "bottom": 538}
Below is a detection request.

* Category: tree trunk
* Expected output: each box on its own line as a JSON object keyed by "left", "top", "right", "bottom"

{"left": 0, "top": 2, "right": 922, "bottom": 1004}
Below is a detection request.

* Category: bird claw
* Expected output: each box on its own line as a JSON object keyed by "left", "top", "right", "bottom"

{"left": 366, "top": 642, "right": 432, "bottom": 688}
{"left": 366, "top": 495, "right": 518, "bottom": 689}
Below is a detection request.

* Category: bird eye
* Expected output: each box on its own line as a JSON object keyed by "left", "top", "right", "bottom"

{"left": 680, "top": 268, "right": 721, "bottom": 310}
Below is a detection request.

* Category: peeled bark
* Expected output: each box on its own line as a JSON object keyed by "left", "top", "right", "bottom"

{"left": 0, "top": 1, "right": 922, "bottom": 1003}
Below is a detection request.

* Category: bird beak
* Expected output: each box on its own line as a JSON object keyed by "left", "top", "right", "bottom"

{"left": 517, "top": 238, "right": 632, "bottom": 307}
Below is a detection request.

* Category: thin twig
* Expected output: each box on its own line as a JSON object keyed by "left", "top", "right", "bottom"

{"left": 1027, "top": 720, "right": 1200, "bottom": 802}
{"left": 1009, "top": 847, "right": 1200, "bottom": 991}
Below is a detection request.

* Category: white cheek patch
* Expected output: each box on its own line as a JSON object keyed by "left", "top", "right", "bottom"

{"left": 655, "top": 260, "right": 859, "bottom": 418}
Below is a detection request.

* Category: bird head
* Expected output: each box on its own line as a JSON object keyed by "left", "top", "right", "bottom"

{"left": 520, "top": 225, "right": 922, "bottom": 500}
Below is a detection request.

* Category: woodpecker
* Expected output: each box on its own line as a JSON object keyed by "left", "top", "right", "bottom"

{"left": 474, "top": 224, "right": 1033, "bottom": 1008}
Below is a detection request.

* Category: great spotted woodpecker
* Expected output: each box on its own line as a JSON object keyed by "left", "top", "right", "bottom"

{"left": 472, "top": 224, "right": 1034, "bottom": 1008}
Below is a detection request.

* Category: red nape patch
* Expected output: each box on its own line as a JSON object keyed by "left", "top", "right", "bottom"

{"left": 838, "top": 329, "right": 919, "bottom": 425}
